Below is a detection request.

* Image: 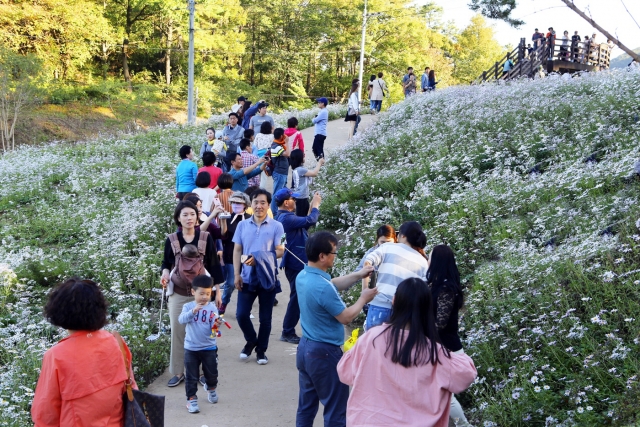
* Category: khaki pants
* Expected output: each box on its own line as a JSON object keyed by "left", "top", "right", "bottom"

{"left": 168, "top": 293, "right": 193, "bottom": 376}
{"left": 449, "top": 348, "right": 472, "bottom": 427}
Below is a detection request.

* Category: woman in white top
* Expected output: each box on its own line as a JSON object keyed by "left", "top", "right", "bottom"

{"left": 192, "top": 171, "right": 218, "bottom": 213}
{"left": 345, "top": 80, "right": 361, "bottom": 139}
{"left": 362, "top": 221, "right": 430, "bottom": 331}
{"left": 253, "top": 120, "right": 273, "bottom": 188}
{"left": 369, "top": 72, "right": 388, "bottom": 114}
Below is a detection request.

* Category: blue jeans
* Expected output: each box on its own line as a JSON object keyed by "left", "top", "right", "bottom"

{"left": 221, "top": 264, "right": 235, "bottom": 306}
{"left": 364, "top": 305, "right": 392, "bottom": 331}
{"left": 369, "top": 100, "right": 375, "bottom": 110}
{"left": 184, "top": 349, "right": 218, "bottom": 399}
{"left": 372, "top": 100, "right": 382, "bottom": 113}
{"left": 236, "top": 285, "right": 277, "bottom": 351}
{"left": 296, "top": 338, "right": 349, "bottom": 427}
{"left": 353, "top": 115, "right": 362, "bottom": 135}
{"left": 271, "top": 172, "right": 288, "bottom": 214}
{"left": 283, "top": 268, "right": 302, "bottom": 336}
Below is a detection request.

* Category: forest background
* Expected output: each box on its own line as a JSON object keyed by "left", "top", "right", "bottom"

{"left": 0, "top": 0, "right": 506, "bottom": 145}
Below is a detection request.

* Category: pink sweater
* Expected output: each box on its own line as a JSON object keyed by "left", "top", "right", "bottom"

{"left": 337, "top": 326, "right": 477, "bottom": 427}
{"left": 285, "top": 127, "right": 304, "bottom": 152}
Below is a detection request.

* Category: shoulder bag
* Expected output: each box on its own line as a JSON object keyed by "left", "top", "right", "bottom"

{"left": 113, "top": 332, "right": 165, "bottom": 427}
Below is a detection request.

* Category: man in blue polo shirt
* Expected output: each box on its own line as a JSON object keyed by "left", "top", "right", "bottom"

{"left": 295, "top": 231, "right": 378, "bottom": 427}
{"left": 274, "top": 188, "right": 322, "bottom": 344}
{"left": 233, "top": 189, "right": 285, "bottom": 365}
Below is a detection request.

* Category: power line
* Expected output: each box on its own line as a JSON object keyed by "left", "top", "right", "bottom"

{"left": 619, "top": 0, "right": 640, "bottom": 31}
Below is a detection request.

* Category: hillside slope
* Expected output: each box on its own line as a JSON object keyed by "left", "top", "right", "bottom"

{"left": 610, "top": 47, "right": 640, "bottom": 68}
{"left": 319, "top": 69, "right": 640, "bottom": 426}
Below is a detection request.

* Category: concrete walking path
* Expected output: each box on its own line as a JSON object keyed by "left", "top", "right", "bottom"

{"left": 145, "top": 116, "right": 374, "bottom": 427}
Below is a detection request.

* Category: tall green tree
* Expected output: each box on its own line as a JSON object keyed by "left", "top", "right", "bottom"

{"left": 0, "top": 0, "right": 114, "bottom": 79}
{"left": 451, "top": 14, "right": 505, "bottom": 83}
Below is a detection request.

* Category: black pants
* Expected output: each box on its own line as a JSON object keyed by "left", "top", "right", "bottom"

{"left": 184, "top": 348, "right": 218, "bottom": 398}
{"left": 295, "top": 197, "right": 310, "bottom": 217}
{"left": 312, "top": 134, "right": 326, "bottom": 160}
{"left": 283, "top": 268, "right": 302, "bottom": 336}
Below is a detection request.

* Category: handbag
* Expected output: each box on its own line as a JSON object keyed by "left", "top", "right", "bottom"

{"left": 113, "top": 332, "right": 165, "bottom": 427}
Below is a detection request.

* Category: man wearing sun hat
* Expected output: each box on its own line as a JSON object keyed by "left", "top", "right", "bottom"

{"left": 219, "top": 191, "right": 251, "bottom": 315}
{"left": 274, "top": 188, "right": 322, "bottom": 344}
{"left": 311, "top": 97, "right": 329, "bottom": 160}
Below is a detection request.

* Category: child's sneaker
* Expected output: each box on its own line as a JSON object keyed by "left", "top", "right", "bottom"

{"left": 186, "top": 397, "right": 199, "bottom": 413}
{"left": 208, "top": 389, "right": 219, "bottom": 403}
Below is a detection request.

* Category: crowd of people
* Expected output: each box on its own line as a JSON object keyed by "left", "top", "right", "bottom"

{"left": 29, "top": 95, "right": 479, "bottom": 426}
{"left": 528, "top": 27, "right": 616, "bottom": 65}
{"left": 400, "top": 66, "right": 438, "bottom": 98}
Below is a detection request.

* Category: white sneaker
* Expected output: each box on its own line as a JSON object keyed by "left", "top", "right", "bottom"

{"left": 208, "top": 389, "right": 218, "bottom": 404}
{"left": 186, "top": 398, "right": 199, "bottom": 413}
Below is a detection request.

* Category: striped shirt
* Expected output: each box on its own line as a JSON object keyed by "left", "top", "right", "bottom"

{"left": 364, "top": 243, "right": 429, "bottom": 309}
{"left": 218, "top": 189, "right": 233, "bottom": 213}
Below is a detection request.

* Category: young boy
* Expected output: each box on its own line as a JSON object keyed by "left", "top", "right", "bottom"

{"left": 179, "top": 275, "right": 223, "bottom": 413}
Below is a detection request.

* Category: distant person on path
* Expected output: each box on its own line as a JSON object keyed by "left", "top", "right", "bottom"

{"left": 421, "top": 67, "right": 431, "bottom": 92}
{"left": 177, "top": 145, "right": 198, "bottom": 200}
{"left": 345, "top": 81, "right": 361, "bottom": 139}
{"left": 312, "top": 97, "right": 329, "bottom": 160}
{"left": 221, "top": 112, "right": 245, "bottom": 157}
{"left": 502, "top": 58, "right": 514, "bottom": 77}
{"left": 285, "top": 117, "right": 305, "bottom": 152}
{"left": 233, "top": 189, "right": 285, "bottom": 365}
{"left": 402, "top": 67, "right": 417, "bottom": 98}
{"left": 249, "top": 102, "right": 275, "bottom": 132}
{"left": 161, "top": 200, "right": 224, "bottom": 388}
{"left": 367, "top": 74, "right": 376, "bottom": 113}
{"left": 31, "top": 278, "right": 138, "bottom": 426}
{"left": 240, "top": 138, "right": 261, "bottom": 187}
{"left": 428, "top": 69, "right": 437, "bottom": 91}
{"left": 546, "top": 27, "right": 556, "bottom": 58}
{"left": 427, "top": 244, "right": 473, "bottom": 427}
{"left": 199, "top": 151, "right": 223, "bottom": 191}
{"left": 179, "top": 275, "right": 223, "bottom": 413}
{"left": 228, "top": 151, "right": 266, "bottom": 192}
{"left": 362, "top": 221, "right": 430, "bottom": 330}
{"left": 560, "top": 30, "right": 570, "bottom": 60}
{"left": 231, "top": 96, "right": 246, "bottom": 113}
{"left": 532, "top": 28, "right": 543, "bottom": 49}
{"left": 581, "top": 35, "right": 591, "bottom": 63}
{"left": 289, "top": 149, "right": 325, "bottom": 216}
{"left": 274, "top": 188, "right": 322, "bottom": 344}
{"left": 336, "top": 278, "right": 477, "bottom": 427}
{"left": 295, "top": 231, "right": 378, "bottom": 427}
{"left": 219, "top": 191, "right": 252, "bottom": 314}
{"left": 269, "top": 128, "right": 292, "bottom": 214}
{"left": 370, "top": 72, "right": 388, "bottom": 113}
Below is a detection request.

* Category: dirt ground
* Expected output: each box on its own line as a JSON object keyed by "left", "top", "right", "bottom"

{"left": 145, "top": 116, "right": 375, "bottom": 427}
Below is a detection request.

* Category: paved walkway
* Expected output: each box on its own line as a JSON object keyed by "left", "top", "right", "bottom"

{"left": 145, "top": 116, "right": 374, "bottom": 427}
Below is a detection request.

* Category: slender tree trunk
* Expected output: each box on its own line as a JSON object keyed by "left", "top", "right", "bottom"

{"left": 305, "top": 52, "right": 312, "bottom": 94}
{"left": 165, "top": 20, "right": 173, "bottom": 85}
{"left": 122, "top": 37, "right": 132, "bottom": 91}
{"left": 250, "top": 21, "right": 256, "bottom": 85}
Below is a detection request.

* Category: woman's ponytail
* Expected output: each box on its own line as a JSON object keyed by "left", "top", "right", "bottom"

{"left": 399, "top": 221, "right": 428, "bottom": 260}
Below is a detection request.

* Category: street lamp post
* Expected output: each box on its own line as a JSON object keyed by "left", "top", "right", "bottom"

{"left": 187, "top": 0, "right": 196, "bottom": 125}
{"left": 357, "top": 0, "right": 367, "bottom": 103}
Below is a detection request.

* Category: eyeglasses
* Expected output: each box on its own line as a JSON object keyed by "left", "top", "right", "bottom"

{"left": 328, "top": 252, "right": 338, "bottom": 255}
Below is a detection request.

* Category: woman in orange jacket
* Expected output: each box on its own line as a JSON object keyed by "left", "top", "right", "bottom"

{"left": 31, "top": 278, "right": 138, "bottom": 427}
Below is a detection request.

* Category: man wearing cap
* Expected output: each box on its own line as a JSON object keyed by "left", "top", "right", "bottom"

{"left": 231, "top": 96, "right": 246, "bottom": 113}
{"left": 249, "top": 102, "right": 275, "bottom": 131}
{"left": 274, "top": 189, "right": 322, "bottom": 344}
{"left": 219, "top": 191, "right": 251, "bottom": 314}
{"left": 311, "top": 97, "right": 329, "bottom": 160}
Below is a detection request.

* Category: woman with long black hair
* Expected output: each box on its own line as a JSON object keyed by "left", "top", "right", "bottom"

{"left": 337, "top": 278, "right": 476, "bottom": 426}
{"left": 427, "top": 244, "right": 471, "bottom": 427}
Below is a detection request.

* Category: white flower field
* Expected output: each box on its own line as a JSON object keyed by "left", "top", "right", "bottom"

{"left": 318, "top": 69, "right": 640, "bottom": 426}
{"left": 0, "top": 105, "right": 346, "bottom": 425}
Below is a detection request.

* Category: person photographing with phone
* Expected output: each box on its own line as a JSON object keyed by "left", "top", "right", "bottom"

{"left": 295, "top": 231, "right": 378, "bottom": 427}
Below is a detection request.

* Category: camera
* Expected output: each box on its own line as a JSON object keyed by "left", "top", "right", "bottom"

{"left": 219, "top": 213, "right": 232, "bottom": 220}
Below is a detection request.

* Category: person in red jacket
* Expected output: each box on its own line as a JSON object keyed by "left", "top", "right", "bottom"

{"left": 32, "top": 278, "right": 138, "bottom": 427}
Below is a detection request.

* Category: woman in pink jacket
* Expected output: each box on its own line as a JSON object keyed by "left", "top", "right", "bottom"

{"left": 32, "top": 278, "right": 137, "bottom": 427}
{"left": 337, "top": 278, "right": 477, "bottom": 427}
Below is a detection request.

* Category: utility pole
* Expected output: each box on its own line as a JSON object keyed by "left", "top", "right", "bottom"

{"left": 187, "top": 0, "right": 196, "bottom": 125}
{"left": 357, "top": 0, "right": 367, "bottom": 103}
{"left": 559, "top": 0, "right": 640, "bottom": 63}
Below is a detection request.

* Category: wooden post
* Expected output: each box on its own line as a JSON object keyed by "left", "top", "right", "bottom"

{"left": 482, "top": 71, "right": 487, "bottom": 82}
{"left": 559, "top": 0, "right": 640, "bottom": 63}
{"left": 518, "top": 38, "right": 525, "bottom": 62}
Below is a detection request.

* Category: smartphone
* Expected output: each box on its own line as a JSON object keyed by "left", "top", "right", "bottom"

{"left": 241, "top": 255, "right": 253, "bottom": 264}
{"left": 212, "top": 198, "right": 222, "bottom": 208}
{"left": 368, "top": 270, "right": 378, "bottom": 289}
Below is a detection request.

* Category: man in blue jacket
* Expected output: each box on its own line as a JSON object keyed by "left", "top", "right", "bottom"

{"left": 274, "top": 188, "right": 322, "bottom": 344}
